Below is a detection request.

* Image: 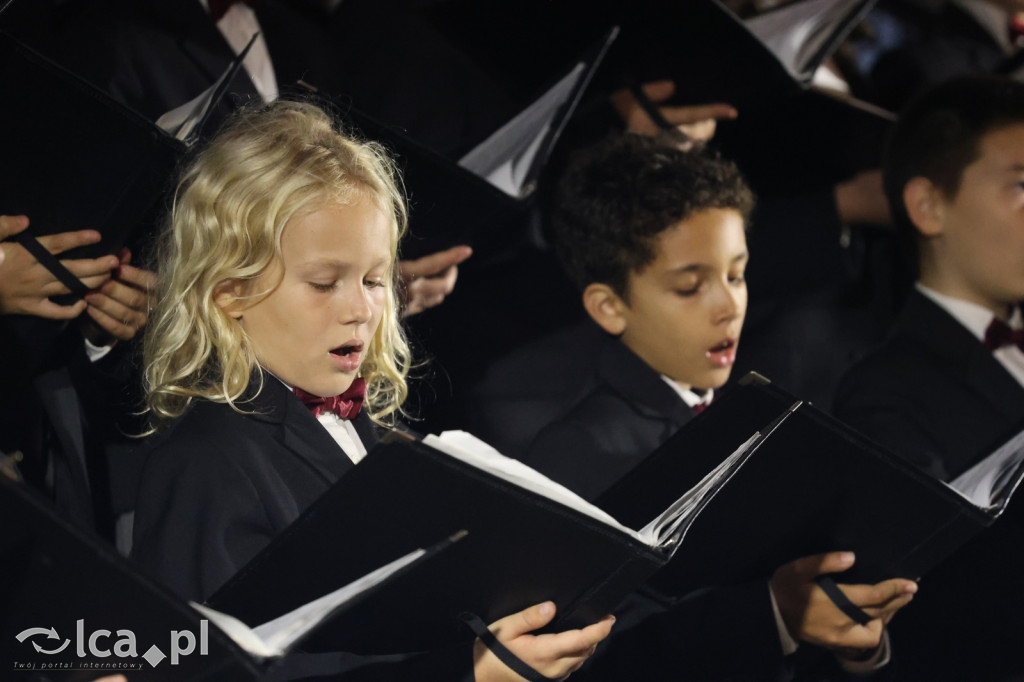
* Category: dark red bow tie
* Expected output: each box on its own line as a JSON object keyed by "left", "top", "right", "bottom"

{"left": 208, "top": 0, "right": 260, "bottom": 22}
{"left": 294, "top": 378, "right": 366, "bottom": 420}
{"left": 984, "top": 317, "right": 1024, "bottom": 353}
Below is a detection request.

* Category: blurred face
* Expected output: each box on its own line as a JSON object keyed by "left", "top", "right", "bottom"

{"left": 224, "top": 198, "right": 392, "bottom": 397}
{"left": 928, "top": 124, "right": 1024, "bottom": 317}
{"left": 618, "top": 208, "right": 748, "bottom": 390}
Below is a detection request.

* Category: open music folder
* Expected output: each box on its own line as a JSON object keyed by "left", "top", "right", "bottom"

{"left": 0, "top": 473, "right": 461, "bottom": 681}
{"left": 207, "top": 421, "right": 788, "bottom": 655}
{"left": 596, "top": 373, "right": 1024, "bottom": 598}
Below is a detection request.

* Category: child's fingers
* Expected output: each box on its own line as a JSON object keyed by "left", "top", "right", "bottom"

{"left": 0, "top": 215, "right": 29, "bottom": 241}
{"left": 36, "top": 229, "right": 102, "bottom": 255}
{"left": 85, "top": 295, "right": 146, "bottom": 341}
{"left": 399, "top": 244, "right": 472, "bottom": 282}
{"left": 831, "top": 618, "right": 885, "bottom": 650}
{"left": 638, "top": 79, "right": 676, "bottom": 103}
{"left": 781, "top": 551, "right": 856, "bottom": 583}
{"left": 116, "top": 262, "right": 158, "bottom": 293}
{"left": 661, "top": 102, "right": 738, "bottom": 124}
{"left": 542, "top": 615, "right": 616, "bottom": 656}
{"left": 40, "top": 273, "right": 112, "bottom": 297}
{"left": 32, "top": 297, "right": 88, "bottom": 321}
{"left": 840, "top": 579, "right": 917, "bottom": 618}
{"left": 63, "top": 254, "right": 120, "bottom": 280}
{"left": 95, "top": 276, "right": 151, "bottom": 313}
{"left": 492, "top": 601, "right": 558, "bottom": 639}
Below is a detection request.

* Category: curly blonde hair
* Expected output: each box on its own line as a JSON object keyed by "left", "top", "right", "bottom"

{"left": 143, "top": 100, "right": 410, "bottom": 430}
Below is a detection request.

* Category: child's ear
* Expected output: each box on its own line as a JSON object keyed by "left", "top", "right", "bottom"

{"left": 583, "top": 283, "right": 628, "bottom": 336}
{"left": 213, "top": 280, "right": 247, "bottom": 319}
{"left": 903, "top": 177, "right": 945, "bottom": 237}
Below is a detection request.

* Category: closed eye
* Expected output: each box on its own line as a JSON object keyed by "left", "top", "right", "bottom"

{"left": 364, "top": 279, "right": 385, "bottom": 289}
{"left": 309, "top": 281, "right": 337, "bottom": 292}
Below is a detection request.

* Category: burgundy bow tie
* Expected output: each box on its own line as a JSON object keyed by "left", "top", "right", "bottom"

{"left": 208, "top": 0, "right": 260, "bottom": 22}
{"left": 984, "top": 317, "right": 1024, "bottom": 353}
{"left": 294, "top": 378, "right": 366, "bottom": 420}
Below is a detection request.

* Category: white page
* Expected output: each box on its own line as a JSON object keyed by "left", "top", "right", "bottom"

{"left": 638, "top": 432, "right": 760, "bottom": 547}
{"left": 745, "top": 0, "right": 864, "bottom": 80}
{"left": 156, "top": 32, "right": 258, "bottom": 140}
{"left": 189, "top": 546, "right": 428, "bottom": 659}
{"left": 458, "top": 64, "right": 584, "bottom": 198}
{"left": 425, "top": 431, "right": 647, "bottom": 544}
{"left": 949, "top": 429, "right": 1024, "bottom": 509}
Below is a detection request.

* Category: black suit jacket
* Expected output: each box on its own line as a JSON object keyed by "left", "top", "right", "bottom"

{"left": 834, "top": 289, "right": 1024, "bottom": 681}
{"left": 834, "top": 289, "right": 1024, "bottom": 481}
{"left": 59, "top": 0, "right": 341, "bottom": 123}
{"left": 131, "top": 377, "right": 477, "bottom": 681}
{"left": 509, "top": 328, "right": 793, "bottom": 681}
{"left": 524, "top": 326, "right": 693, "bottom": 500}
{"left": 132, "top": 375, "right": 372, "bottom": 601}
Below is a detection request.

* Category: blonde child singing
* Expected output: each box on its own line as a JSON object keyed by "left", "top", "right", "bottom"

{"left": 133, "top": 100, "right": 612, "bottom": 681}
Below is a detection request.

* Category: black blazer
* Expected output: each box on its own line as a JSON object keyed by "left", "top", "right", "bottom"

{"left": 834, "top": 289, "right": 1024, "bottom": 681}
{"left": 131, "top": 374, "right": 374, "bottom": 602}
{"left": 834, "top": 289, "right": 1024, "bottom": 481}
{"left": 524, "top": 327, "right": 694, "bottom": 501}
{"left": 515, "top": 330, "right": 798, "bottom": 681}
{"left": 59, "top": 0, "right": 340, "bottom": 122}
{"left": 131, "top": 377, "right": 480, "bottom": 681}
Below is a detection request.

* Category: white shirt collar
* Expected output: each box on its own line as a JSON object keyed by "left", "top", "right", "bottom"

{"left": 660, "top": 376, "right": 714, "bottom": 409}
{"left": 915, "top": 283, "right": 1023, "bottom": 340}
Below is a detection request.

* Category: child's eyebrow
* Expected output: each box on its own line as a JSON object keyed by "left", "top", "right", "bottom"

{"left": 298, "top": 258, "right": 351, "bottom": 269}
{"left": 666, "top": 251, "right": 748, "bottom": 274}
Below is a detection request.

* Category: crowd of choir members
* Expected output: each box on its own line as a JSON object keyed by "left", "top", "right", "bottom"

{"left": 2, "top": 0, "right": 1024, "bottom": 680}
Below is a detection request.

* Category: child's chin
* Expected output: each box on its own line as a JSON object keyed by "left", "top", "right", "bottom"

{"left": 705, "top": 366, "right": 734, "bottom": 388}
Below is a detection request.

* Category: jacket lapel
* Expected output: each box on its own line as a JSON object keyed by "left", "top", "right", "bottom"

{"left": 248, "top": 376, "right": 354, "bottom": 484}
{"left": 902, "top": 291, "right": 1024, "bottom": 424}
{"left": 595, "top": 333, "right": 695, "bottom": 429}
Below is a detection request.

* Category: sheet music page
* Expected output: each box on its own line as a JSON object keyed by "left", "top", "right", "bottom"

{"left": 638, "top": 432, "right": 760, "bottom": 547}
{"left": 190, "top": 547, "right": 429, "bottom": 659}
{"left": 458, "top": 64, "right": 584, "bottom": 198}
{"left": 745, "top": 0, "right": 863, "bottom": 80}
{"left": 949, "top": 428, "right": 1024, "bottom": 509}
{"left": 425, "top": 431, "right": 648, "bottom": 543}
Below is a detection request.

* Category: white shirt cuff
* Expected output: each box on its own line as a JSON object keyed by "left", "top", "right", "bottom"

{"left": 768, "top": 582, "right": 799, "bottom": 655}
{"left": 84, "top": 338, "right": 114, "bottom": 363}
{"left": 837, "top": 629, "right": 891, "bottom": 674}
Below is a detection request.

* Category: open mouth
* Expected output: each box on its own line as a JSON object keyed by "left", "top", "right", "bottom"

{"left": 329, "top": 341, "right": 364, "bottom": 371}
{"left": 705, "top": 339, "right": 737, "bottom": 368}
{"left": 331, "top": 341, "right": 364, "bottom": 357}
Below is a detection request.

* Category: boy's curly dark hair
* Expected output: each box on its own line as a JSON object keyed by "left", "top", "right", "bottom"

{"left": 550, "top": 134, "right": 754, "bottom": 297}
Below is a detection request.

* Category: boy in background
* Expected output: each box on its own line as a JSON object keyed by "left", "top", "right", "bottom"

{"left": 519, "top": 134, "right": 915, "bottom": 680}
{"left": 834, "top": 75, "right": 1024, "bottom": 681}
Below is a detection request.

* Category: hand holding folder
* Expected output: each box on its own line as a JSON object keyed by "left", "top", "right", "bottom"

{"left": 0, "top": 222, "right": 119, "bottom": 319}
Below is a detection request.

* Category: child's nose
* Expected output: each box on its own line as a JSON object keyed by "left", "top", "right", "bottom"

{"left": 342, "top": 284, "right": 373, "bottom": 324}
{"left": 711, "top": 282, "right": 742, "bottom": 323}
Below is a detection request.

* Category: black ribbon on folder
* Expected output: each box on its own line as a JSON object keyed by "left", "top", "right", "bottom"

{"left": 459, "top": 612, "right": 558, "bottom": 682}
{"left": 815, "top": 575, "right": 872, "bottom": 626}
{"left": 14, "top": 232, "right": 90, "bottom": 298}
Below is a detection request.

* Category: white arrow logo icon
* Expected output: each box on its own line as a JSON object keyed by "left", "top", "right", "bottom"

{"left": 16, "top": 627, "right": 70, "bottom": 654}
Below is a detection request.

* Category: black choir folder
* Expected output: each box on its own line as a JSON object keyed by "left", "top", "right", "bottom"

{"left": 333, "top": 27, "right": 617, "bottom": 263}
{"left": 208, "top": 428, "right": 747, "bottom": 655}
{"left": 0, "top": 472, "right": 457, "bottom": 682}
{"left": 0, "top": 30, "right": 183, "bottom": 264}
{"left": 597, "top": 374, "right": 1024, "bottom": 600}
